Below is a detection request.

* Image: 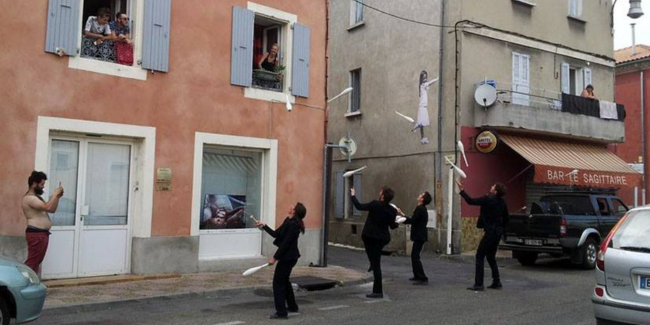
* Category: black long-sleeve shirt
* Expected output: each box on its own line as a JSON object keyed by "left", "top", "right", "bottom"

{"left": 460, "top": 190, "right": 509, "bottom": 230}
{"left": 263, "top": 217, "right": 301, "bottom": 261}
{"left": 351, "top": 196, "right": 398, "bottom": 242}
{"left": 404, "top": 205, "right": 428, "bottom": 242}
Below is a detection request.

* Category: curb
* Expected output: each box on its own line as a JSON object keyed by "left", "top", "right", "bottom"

{"left": 44, "top": 274, "right": 181, "bottom": 288}
{"left": 43, "top": 275, "right": 372, "bottom": 314}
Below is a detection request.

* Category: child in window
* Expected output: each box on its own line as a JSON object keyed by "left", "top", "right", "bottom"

{"left": 84, "top": 8, "right": 112, "bottom": 45}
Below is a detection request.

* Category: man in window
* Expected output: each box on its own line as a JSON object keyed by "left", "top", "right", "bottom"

{"left": 110, "top": 12, "right": 131, "bottom": 44}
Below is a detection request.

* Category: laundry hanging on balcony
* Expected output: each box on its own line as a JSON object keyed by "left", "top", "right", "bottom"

{"left": 561, "top": 93, "right": 626, "bottom": 121}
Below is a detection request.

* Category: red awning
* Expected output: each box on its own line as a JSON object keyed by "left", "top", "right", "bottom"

{"left": 500, "top": 135, "right": 642, "bottom": 188}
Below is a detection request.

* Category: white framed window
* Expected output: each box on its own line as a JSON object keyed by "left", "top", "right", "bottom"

{"left": 561, "top": 62, "right": 591, "bottom": 95}
{"left": 568, "top": 0, "right": 583, "bottom": 18}
{"left": 231, "top": 3, "right": 312, "bottom": 103}
{"left": 45, "top": 0, "right": 172, "bottom": 80}
{"left": 349, "top": 68, "right": 362, "bottom": 114}
{"left": 512, "top": 52, "right": 530, "bottom": 106}
{"left": 191, "top": 132, "right": 278, "bottom": 260}
{"left": 350, "top": 0, "right": 364, "bottom": 26}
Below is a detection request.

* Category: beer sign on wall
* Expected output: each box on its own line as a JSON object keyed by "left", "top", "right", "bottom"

{"left": 475, "top": 131, "right": 498, "bottom": 154}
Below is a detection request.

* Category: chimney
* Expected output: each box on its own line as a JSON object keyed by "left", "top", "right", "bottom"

{"left": 632, "top": 23, "right": 637, "bottom": 56}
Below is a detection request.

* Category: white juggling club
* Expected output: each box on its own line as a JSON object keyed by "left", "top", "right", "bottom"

{"left": 327, "top": 87, "right": 353, "bottom": 103}
{"left": 285, "top": 94, "right": 292, "bottom": 112}
{"left": 242, "top": 263, "right": 270, "bottom": 277}
{"left": 458, "top": 141, "right": 469, "bottom": 167}
{"left": 394, "top": 111, "right": 415, "bottom": 123}
{"left": 444, "top": 156, "right": 467, "bottom": 179}
{"left": 343, "top": 166, "right": 367, "bottom": 178}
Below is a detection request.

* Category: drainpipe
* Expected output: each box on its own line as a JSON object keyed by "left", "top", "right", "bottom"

{"left": 435, "top": 0, "right": 446, "bottom": 252}
{"left": 640, "top": 70, "right": 650, "bottom": 202}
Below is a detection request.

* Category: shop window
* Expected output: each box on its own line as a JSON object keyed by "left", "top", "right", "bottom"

{"left": 200, "top": 147, "right": 262, "bottom": 231}
{"left": 252, "top": 16, "right": 285, "bottom": 93}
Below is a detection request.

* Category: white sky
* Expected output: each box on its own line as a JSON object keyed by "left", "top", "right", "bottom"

{"left": 614, "top": 0, "right": 650, "bottom": 49}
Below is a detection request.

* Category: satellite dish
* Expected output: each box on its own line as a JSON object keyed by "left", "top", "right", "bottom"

{"left": 474, "top": 84, "right": 497, "bottom": 107}
{"left": 339, "top": 137, "right": 357, "bottom": 156}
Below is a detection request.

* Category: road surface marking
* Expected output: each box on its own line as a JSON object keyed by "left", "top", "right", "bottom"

{"left": 318, "top": 305, "right": 350, "bottom": 311}
{"left": 213, "top": 322, "right": 245, "bottom": 325}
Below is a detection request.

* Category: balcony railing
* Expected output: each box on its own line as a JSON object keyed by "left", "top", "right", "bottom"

{"left": 81, "top": 36, "right": 116, "bottom": 63}
{"left": 252, "top": 69, "right": 283, "bottom": 92}
{"left": 476, "top": 81, "right": 625, "bottom": 121}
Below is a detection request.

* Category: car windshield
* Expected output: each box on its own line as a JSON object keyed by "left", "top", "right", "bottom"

{"left": 539, "top": 196, "right": 595, "bottom": 215}
{"left": 611, "top": 210, "right": 650, "bottom": 251}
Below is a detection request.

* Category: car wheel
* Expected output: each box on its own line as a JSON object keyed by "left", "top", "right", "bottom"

{"left": 0, "top": 295, "right": 10, "bottom": 325}
{"left": 514, "top": 251, "right": 538, "bottom": 266}
{"left": 580, "top": 238, "right": 598, "bottom": 270}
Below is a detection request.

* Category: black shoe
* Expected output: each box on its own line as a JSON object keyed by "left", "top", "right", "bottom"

{"left": 365, "top": 293, "right": 384, "bottom": 299}
{"left": 466, "top": 285, "right": 484, "bottom": 291}
{"left": 367, "top": 266, "right": 373, "bottom": 272}
{"left": 409, "top": 277, "right": 418, "bottom": 281}
{"left": 488, "top": 282, "right": 503, "bottom": 290}
{"left": 413, "top": 280, "right": 428, "bottom": 286}
{"left": 288, "top": 308, "right": 299, "bottom": 313}
{"left": 269, "top": 313, "right": 289, "bottom": 319}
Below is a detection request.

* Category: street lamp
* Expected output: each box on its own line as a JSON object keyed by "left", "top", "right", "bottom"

{"left": 628, "top": 0, "right": 644, "bottom": 18}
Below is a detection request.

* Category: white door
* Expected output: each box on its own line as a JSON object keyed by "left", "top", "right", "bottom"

{"left": 42, "top": 138, "right": 133, "bottom": 279}
{"left": 512, "top": 52, "right": 530, "bottom": 106}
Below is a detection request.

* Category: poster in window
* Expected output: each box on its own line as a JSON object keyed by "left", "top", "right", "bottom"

{"left": 201, "top": 194, "right": 247, "bottom": 230}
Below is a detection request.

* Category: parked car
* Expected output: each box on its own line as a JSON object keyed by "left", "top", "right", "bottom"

{"left": 500, "top": 192, "right": 628, "bottom": 269}
{"left": 0, "top": 258, "right": 47, "bottom": 324}
{"left": 592, "top": 206, "right": 650, "bottom": 325}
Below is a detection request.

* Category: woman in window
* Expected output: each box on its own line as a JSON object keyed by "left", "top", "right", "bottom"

{"left": 258, "top": 43, "right": 280, "bottom": 72}
{"left": 254, "top": 203, "right": 306, "bottom": 319}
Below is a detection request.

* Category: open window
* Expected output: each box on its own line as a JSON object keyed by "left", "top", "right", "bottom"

{"left": 561, "top": 63, "right": 592, "bottom": 95}
{"left": 230, "top": 5, "right": 311, "bottom": 100}
{"left": 252, "top": 16, "right": 285, "bottom": 92}
{"left": 45, "top": 0, "right": 171, "bottom": 79}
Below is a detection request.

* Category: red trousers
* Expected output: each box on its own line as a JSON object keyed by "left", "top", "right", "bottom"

{"left": 25, "top": 232, "right": 50, "bottom": 273}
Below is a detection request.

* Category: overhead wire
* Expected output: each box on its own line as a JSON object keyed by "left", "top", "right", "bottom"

{"left": 351, "top": 0, "right": 479, "bottom": 29}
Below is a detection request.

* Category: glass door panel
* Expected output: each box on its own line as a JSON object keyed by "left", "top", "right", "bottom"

{"left": 83, "top": 143, "right": 131, "bottom": 226}
{"left": 48, "top": 140, "right": 80, "bottom": 226}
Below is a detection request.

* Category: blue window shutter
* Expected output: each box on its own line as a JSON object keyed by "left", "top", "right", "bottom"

{"left": 335, "top": 171, "right": 344, "bottom": 219}
{"left": 353, "top": 174, "right": 362, "bottom": 216}
{"left": 230, "top": 7, "right": 254, "bottom": 87}
{"left": 291, "top": 23, "right": 311, "bottom": 97}
{"left": 45, "top": 0, "right": 80, "bottom": 56}
{"left": 142, "top": 0, "right": 172, "bottom": 73}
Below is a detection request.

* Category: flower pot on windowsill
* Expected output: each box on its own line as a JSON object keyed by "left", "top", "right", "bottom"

{"left": 253, "top": 69, "right": 282, "bottom": 81}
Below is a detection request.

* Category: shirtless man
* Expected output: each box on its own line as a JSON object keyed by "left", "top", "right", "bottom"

{"left": 22, "top": 171, "right": 63, "bottom": 274}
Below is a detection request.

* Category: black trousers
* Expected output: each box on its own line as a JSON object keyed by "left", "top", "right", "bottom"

{"left": 475, "top": 227, "right": 503, "bottom": 287}
{"left": 411, "top": 240, "right": 428, "bottom": 281}
{"left": 273, "top": 258, "right": 298, "bottom": 316}
{"left": 362, "top": 235, "right": 389, "bottom": 294}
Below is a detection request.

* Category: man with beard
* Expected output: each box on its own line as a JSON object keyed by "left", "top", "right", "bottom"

{"left": 21, "top": 171, "right": 63, "bottom": 274}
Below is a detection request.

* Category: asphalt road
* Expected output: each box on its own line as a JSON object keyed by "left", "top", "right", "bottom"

{"left": 33, "top": 246, "right": 598, "bottom": 325}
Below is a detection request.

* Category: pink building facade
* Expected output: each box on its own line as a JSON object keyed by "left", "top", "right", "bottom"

{"left": 0, "top": 0, "right": 327, "bottom": 278}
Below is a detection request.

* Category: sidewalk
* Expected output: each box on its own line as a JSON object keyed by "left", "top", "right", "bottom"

{"left": 43, "top": 265, "right": 368, "bottom": 310}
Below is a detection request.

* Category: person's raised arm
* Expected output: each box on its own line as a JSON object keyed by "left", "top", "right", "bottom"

{"left": 423, "top": 77, "right": 439, "bottom": 88}
{"left": 350, "top": 188, "right": 373, "bottom": 211}
{"left": 27, "top": 188, "right": 63, "bottom": 213}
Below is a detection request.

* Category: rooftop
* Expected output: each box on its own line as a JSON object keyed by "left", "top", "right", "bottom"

{"left": 615, "top": 44, "right": 650, "bottom": 64}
